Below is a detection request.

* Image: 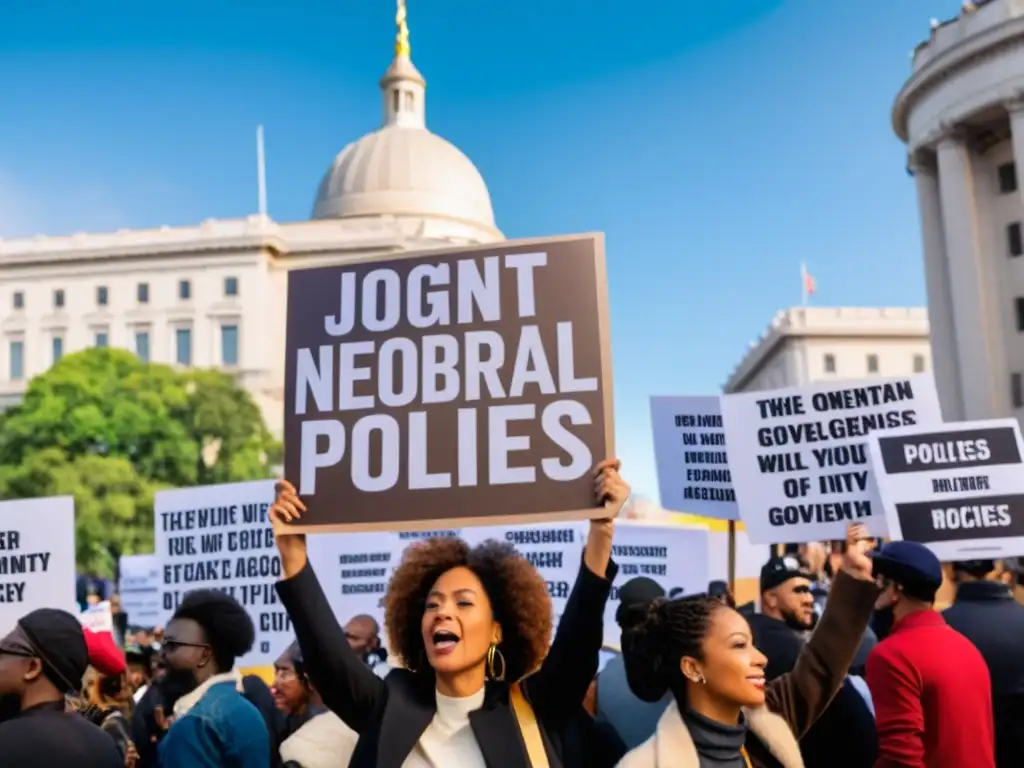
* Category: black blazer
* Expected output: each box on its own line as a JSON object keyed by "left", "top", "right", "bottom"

{"left": 276, "top": 554, "right": 617, "bottom": 768}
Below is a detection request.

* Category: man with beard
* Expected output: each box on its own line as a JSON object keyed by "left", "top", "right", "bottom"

{"left": 748, "top": 554, "right": 817, "bottom": 676}
{"left": 0, "top": 608, "right": 123, "bottom": 767}
{"left": 342, "top": 614, "right": 391, "bottom": 679}
{"left": 154, "top": 589, "right": 269, "bottom": 767}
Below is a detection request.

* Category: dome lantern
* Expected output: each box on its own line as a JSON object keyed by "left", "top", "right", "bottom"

{"left": 309, "top": 0, "right": 499, "bottom": 236}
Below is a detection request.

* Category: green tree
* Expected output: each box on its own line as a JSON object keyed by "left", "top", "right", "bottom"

{"left": 0, "top": 348, "right": 278, "bottom": 577}
{"left": 0, "top": 448, "right": 162, "bottom": 577}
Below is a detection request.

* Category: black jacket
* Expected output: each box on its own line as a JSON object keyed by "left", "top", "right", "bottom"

{"left": 276, "top": 556, "right": 616, "bottom": 768}
{"left": 0, "top": 701, "right": 123, "bottom": 768}
{"left": 943, "top": 581, "right": 1024, "bottom": 768}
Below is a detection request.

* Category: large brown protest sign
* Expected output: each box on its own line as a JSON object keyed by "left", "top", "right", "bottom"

{"left": 282, "top": 234, "right": 614, "bottom": 532}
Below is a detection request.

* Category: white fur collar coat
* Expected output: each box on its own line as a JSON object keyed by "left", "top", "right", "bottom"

{"left": 614, "top": 700, "right": 804, "bottom": 768}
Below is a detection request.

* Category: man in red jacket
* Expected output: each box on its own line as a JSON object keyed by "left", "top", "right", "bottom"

{"left": 866, "top": 541, "right": 995, "bottom": 768}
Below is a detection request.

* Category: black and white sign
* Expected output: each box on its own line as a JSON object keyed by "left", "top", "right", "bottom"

{"left": 650, "top": 395, "right": 738, "bottom": 520}
{"left": 868, "top": 418, "right": 1024, "bottom": 560}
{"left": 720, "top": 375, "right": 942, "bottom": 544}
{"left": 154, "top": 480, "right": 286, "bottom": 667}
{"left": 0, "top": 497, "right": 76, "bottom": 634}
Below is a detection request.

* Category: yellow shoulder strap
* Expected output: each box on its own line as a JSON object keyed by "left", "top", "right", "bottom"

{"left": 510, "top": 682, "right": 550, "bottom": 768}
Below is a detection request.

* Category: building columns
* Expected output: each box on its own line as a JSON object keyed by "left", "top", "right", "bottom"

{"left": 935, "top": 131, "right": 1007, "bottom": 420}
{"left": 909, "top": 150, "right": 963, "bottom": 420}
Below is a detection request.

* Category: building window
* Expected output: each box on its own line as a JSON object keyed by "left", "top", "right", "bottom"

{"left": 137, "top": 282, "right": 149, "bottom": 304}
{"left": 12, "top": 292, "right": 23, "bottom": 310}
{"left": 94, "top": 330, "right": 109, "bottom": 348}
{"left": 97, "top": 286, "right": 108, "bottom": 306}
{"left": 52, "top": 336, "right": 63, "bottom": 364}
{"left": 9, "top": 340, "right": 23, "bottom": 381}
{"left": 176, "top": 327, "right": 192, "bottom": 366}
{"left": 54, "top": 289, "right": 65, "bottom": 309}
{"left": 1015, "top": 373, "right": 1024, "bottom": 408}
{"left": 867, "top": 354, "right": 879, "bottom": 374}
{"left": 224, "top": 277, "right": 239, "bottom": 297}
{"left": 221, "top": 324, "right": 239, "bottom": 366}
{"left": 135, "top": 331, "right": 150, "bottom": 363}
{"left": 178, "top": 280, "right": 191, "bottom": 301}
{"left": 391, "top": 89, "right": 400, "bottom": 112}
{"left": 999, "top": 162, "right": 1018, "bottom": 194}
{"left": 913, "top": 354, "right": 926, "bottom": 373}
{"left": 1009, "top": 223, "right": 1023, "bottom": 257}
{"left": 1017, "top": 297, "right": 1024, "bottom": 331}
{"left": 404, "top": 90, "right": 414, "bottom": 111}
{"left": 823, "top": 354, "right": 836, "bottom": 373}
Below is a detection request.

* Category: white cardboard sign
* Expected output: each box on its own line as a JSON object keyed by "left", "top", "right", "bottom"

{"left": 868, "top": 418, "right": 1024, "bottom": 561}
{"left": 720, "top": 375, "right": 941, "bottom": 544}
{"left": 650, "top": 395, "right": 739, "bottom": 520}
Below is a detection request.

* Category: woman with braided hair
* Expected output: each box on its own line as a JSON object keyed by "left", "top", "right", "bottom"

{"left": 616, "top": 524, "right": 879, "bottom": 768}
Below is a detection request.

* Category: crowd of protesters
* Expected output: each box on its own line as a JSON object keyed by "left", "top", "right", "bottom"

{"left": 1, "top": 458, "right": 1023, "bottom": 767}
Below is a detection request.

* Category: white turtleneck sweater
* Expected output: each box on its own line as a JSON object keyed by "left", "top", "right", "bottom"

{"left": 401, "top": 687, "right": 487, "bottom": 768}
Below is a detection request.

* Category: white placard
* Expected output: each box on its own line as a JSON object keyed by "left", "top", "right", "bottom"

{"left": 462, "top": 521, "right": 588, "bottom": 628}
{"left": 81, "top": 601, "right": 114, "bottom": 634}
{"left": 118, "top": 554, "right": 161, "bottom": 629}
{"left": 650, "top": 395, "right": 738, "bottom": 520}
{"left": 0, "top": 496, "right": 76, "bottom": 634}
{"left": 154, "top": 480, "right": 284, "bottom": 668}
{"left": 603, "top": 522, "right": 710, "bottom": 649}
{"left": 868, "top": 418, "right": 1024, "bottom": 560}
{"left": 721, "top": 375, "right": 942, "bottom": 544}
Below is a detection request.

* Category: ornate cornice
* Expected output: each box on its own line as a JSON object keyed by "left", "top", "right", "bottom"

{"left": 893, "top": 16, "right": 1024, "bottom": 142}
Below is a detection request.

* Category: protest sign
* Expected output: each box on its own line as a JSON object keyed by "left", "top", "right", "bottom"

{"left": 868, "top": 418, "right": 1024, "bottom": 560}
{"left": 118, "top": 554, "right": 161, "bottom": 629}
{"left": 0, "top": 496, "right": 75, "bottom": 633}
{"left": 650, "top": 395, "right": 738, "bottom": 520}
{"left": 307, "top": 527, "right": 464, "bottom": 655}
{"left": 463, "top": 521, "right": 587, "bottom": 627}
{"left": 720, "top": 375, "right": 941, "bottom": 544}
{"left": 154, "top": 480, "right": 286, "bottom": 667}
{"left": 603, "top": 523, "right": 710, "bottom": 649}
{"left": 283, "top": 234, "right": 614, "bottom": 533}
{"left": 81, "top": 601, "right": 114, "bottom": 634}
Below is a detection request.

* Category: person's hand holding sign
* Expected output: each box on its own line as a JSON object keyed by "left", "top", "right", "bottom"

{"left": 584, "top": 458, "right": 629, "bottom": 579}
{"left": 270, "top": 480, "right": 308, "bottom": 579}
{"left": 840, "top": 523, "right": 876, "bottom": 582}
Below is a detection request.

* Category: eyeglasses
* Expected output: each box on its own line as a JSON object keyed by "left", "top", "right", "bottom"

{"left": 161, "top": 639, "right": 210, "bottom": 652}
{"left": 274, "top": 667, "right": 298, "bottom": 682}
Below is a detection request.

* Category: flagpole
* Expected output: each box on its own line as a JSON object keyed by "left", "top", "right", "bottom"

{"left": 256, "top": 125, "right": 268, "bottom": 220}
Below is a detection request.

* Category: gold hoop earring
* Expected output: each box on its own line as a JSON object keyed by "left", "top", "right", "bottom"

{"left": 486, "top": 643, "right": 506, "bottom": 681}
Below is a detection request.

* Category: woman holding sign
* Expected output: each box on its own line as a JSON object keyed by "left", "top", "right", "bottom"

{"left": 270, "top": 458, "right": 628, "bottom": 768}
{"left": 614, "top": 524, "right": 879, "bottom": 768}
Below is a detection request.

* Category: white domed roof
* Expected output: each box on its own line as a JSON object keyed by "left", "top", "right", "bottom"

{"left": 310, "top": 10, "right": 497, "bottom": 235}
{"left": 311, "top": 125, "right": 496, "bottom": 229}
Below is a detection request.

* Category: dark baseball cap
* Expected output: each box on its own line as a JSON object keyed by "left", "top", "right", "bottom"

{"left": 615, "top": 577, "right": 665, "bottom": 629}
{"left": 760, "top": 555, "right": 812, "bottom": 592}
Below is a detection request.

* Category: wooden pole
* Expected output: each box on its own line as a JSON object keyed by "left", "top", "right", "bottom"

{"left": 727, "top": 520, "right": 737, "bottom": 593}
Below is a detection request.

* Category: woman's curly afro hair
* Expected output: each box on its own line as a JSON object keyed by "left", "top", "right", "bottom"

{"left": 384, "top": 537, "right": 552, "bottom": 682}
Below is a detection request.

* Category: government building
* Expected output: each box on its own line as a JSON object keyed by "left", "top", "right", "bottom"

{"left": 893, "top": 0, "right": 1024, "bottom": 423}
{"left": 0, "top": 5, "right": 501, "bottom": 436}
{"left": 723, "top": 307, "right": 931, "bottom": 394}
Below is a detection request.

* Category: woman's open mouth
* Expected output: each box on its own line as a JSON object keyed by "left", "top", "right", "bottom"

{"left": 747, "top": 675, "right": 766, "bottom": 689}
{"left": 432, "top": 629, "right": 460, "bottom": 656}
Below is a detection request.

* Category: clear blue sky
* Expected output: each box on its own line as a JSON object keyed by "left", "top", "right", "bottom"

{"left": 0, "top": 1, "right": 963, "bottom": 500}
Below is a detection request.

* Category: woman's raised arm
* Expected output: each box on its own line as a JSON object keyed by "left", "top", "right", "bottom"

{"left": 271, "top": 481, "right": 386, "bottom": 732}
{"left": 523, "top": 460, "right": 627, "bottom": 728}
{"left": 765, "top": 524, "right": 880, "bottom": 738}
